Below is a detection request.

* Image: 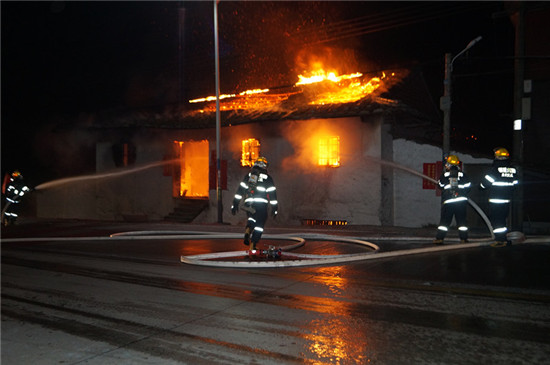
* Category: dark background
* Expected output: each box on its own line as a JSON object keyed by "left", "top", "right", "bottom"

{"left": 0, "top": 1, "right": 523, "bottom": 185}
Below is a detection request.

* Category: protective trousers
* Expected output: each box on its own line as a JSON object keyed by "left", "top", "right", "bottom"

{"left": 489, "top": 202, "right": 510, "bottom": 242}
{"left": 3, "top": 201, "right": 19, "bottom": 224}
{"left": 246, "top": 204, "right": 268, "bottom": 246}
{"left": 436, "top": 200, "right": 468, "bottom": 240}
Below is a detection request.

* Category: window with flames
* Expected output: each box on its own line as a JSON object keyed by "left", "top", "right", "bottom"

{"left": 241, "top": 138, "right": 261, "bottom": 167}
{"left": 319, "top": 136, "right": 340, "bottom": 167}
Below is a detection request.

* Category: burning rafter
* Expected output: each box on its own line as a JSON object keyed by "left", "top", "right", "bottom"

{"left": 187, "top": 68, "right": 404, "bottom": 113}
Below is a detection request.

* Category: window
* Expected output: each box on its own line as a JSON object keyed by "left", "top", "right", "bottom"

{"left": 112, "top": 142, "right": 136, "bottom": 167}
{"left": 319, "top": 136, "right": 340, "bottom": 167}
{"left": 241, "top": 138, "right": 260, "bottom": 167}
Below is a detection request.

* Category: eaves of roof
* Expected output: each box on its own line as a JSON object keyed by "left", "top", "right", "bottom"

{"left": 92, "top": 95, "right": 429, "bottom": 130}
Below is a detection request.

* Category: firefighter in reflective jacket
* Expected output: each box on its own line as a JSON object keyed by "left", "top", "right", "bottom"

{"left": 231, "top": 157, "right": 278, "bottom": 250}
{"left": 480, "top": 147, "right": 519, "bottom": 247}
{"left": 433, "top": 155, "right": 471, "bottom": 245}
{"left": 2, "top": 170, "right": 31, "bottom": 226}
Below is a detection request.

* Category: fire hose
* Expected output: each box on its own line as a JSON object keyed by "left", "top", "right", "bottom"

{"left": 3, "top": 231, "right": 549, "bottom": 269}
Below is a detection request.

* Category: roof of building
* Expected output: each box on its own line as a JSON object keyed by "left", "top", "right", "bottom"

{"left": 89, "top": 68, "right": 440, "bottom": 133}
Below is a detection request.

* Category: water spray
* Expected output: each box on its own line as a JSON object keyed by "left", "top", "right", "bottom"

{"left": 34, "top": 159, "right": 178, "bottom": 191}
{"left": 2, "top": 160, "right": 179, "bottom": 224}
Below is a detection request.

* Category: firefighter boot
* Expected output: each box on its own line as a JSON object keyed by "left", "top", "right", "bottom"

{"left": 243, "top": 227, "right": 251, "bottom": 246}
{"left": 246, "top": 241, "right": 259, "bottom": 259}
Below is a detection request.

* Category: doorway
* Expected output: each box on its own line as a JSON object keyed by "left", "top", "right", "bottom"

{"left": 173, "top": 140, "right": 209, "bottom": 198}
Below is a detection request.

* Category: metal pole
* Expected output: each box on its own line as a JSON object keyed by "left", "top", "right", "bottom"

{"left": 214, "top": 0, "right": 223, "bottom": 223}
{"left": 512, "top": 2, "right": 525, "bottom": 231}
{"left": 441, "top": 37, "right": 482, "bottom": 161}
{"left": 441, "top": 53, "right": 452, "bottom": 160}
{"left": 178, "top": 5, "right": 186, "bottom": 112}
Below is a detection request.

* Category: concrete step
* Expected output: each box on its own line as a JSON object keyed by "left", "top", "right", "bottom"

{"left": 164, "top": 198, "right": 208, "bottom": 223}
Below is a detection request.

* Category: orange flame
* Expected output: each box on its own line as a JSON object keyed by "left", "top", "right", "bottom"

{"left": 299, "top": 70, "right": 391, "bottom": 105}
{"left": 187, "top": 59, "right": 402, "bottom": 112}
{"left": 189, "top": 88, "right": 270, "bottom": 104}
{"left": 296, "top": 70, "right": 363, "bottom": 85}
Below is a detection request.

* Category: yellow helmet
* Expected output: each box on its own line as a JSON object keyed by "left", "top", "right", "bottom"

{"left": 446, "top": 155, "right": 460, "bottom": 166}
{"left": 494, "top": 147, "right": 510, "bottom": 160}
{"left": 11, "top": 170, "right": 22, "bottom": 179}
{"left": 254, "top": 157, "right": 268, "bottom": 169}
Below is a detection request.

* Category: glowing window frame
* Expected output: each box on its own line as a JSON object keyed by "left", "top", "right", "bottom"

{"left": 241, "top": 138, "right": 261, "bottom": 167}
{"left": 319, "top": 136, "right": 340, "bottom": 167}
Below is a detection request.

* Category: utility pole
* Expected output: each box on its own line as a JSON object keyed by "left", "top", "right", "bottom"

{"left": 440, "top": 37, "right": 482, "bottom": 161}
{"left": 178, "top": 4, "right": 185, "bottom": 113}
{"left": 512, "top": 2, "right": 525, "bottom": 231}
{"left": 214, "top": 0, "right": 223, "bottom": 223}
{"left": 441, "top": 53, "right": 452, "bottom": 160}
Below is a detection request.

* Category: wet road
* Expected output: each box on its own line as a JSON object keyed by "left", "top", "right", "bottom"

{"left": 2, "top": 221, "right": 550, "bottom": 364}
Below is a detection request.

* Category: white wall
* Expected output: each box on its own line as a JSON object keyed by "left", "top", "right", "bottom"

{"left": 392, "top": 139, "right": 442, "bottom": 227}
{"left": 36, "top": 134, "right": 174, "bottom": 221}
{"left": 95, "top": 138, "right": 174, "bottom": 220}
{"left": 195, "top": 116, "right": 383, "bottom": 226}
{"left": 35, "top": 118, "right": 491, "bottom": 227}
{"left": 36, "top": 180, "right": 98, "bottom": 219}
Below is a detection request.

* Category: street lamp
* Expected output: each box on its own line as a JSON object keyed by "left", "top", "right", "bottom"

{"left": 441, "top": 36, "right": 482, "bottom": 159}
{"left": 214, "top": 0, "right": 223, "bottom": 223}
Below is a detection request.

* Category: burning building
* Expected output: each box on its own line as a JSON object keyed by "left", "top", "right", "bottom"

{"left": 34, "top": 65, "right": 492, "bottom": 228}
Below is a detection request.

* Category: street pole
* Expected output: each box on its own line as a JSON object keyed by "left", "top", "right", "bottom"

{"left": 178, "top": 5, "right": 185, "bottom": 113}
{"left": 440, "top": 36, "right": 482, "bottom": 161}
{"left": 512, "top": 2, "right": 525, "bottom": 231}
{"left": 441, "top": 53, "right": 452, "bottom": 160}
{"left": 214, "top": 0, "right": 223, "bottom": 223}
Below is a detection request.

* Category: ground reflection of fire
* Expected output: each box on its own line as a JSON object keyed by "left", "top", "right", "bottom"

{"left": 188, "top": 68, "right": 404, "bottom": 113}
{"left": 306, "top": 318, "right": 372, "bottom": 364}
{"left": 302, "top": 266, "right": 373, "bottom": 363}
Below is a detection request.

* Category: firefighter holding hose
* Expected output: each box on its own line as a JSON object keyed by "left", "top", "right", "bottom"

{"left": 480, "top": 147, "right": 519, "bottom": 247}
{"left": 231, "top": 157, "right": 278, "bottom": 252}
{"left": 2, "top": 170, "right": 31, "bottom": 226}
{"left": 433, "top": 155, "right": 472, "bottom": 245}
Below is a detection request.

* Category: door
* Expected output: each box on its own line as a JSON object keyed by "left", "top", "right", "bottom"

{"left": 173, "top": 140, "right": 209, "bottom": 197}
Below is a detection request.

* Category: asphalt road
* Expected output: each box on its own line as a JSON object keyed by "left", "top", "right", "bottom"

{"left": 2, "top": 220, "right": 550, "bottom": 364}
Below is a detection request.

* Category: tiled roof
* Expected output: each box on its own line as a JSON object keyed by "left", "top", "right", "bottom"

{"left": 91, "top": 68, "right": 438, "bottom": 130}
{"left": 93, "top": 95, "right": 429, "bottom": 129}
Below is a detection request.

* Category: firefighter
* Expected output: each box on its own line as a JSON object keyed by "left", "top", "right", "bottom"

{"left": 231, "top": 157, "right": 278, "bottom": 251}
{"left": 480, "top": 147, "right": 519, "bottom": 247}
{"left": 2, "top": 170, "right": 31, "bottom": 226}
{"left": 433, "top": 155, "right": 471, "bottom": 245}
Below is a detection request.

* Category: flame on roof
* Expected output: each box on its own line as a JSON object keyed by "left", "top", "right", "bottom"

{"left": 188, "top": 68, "right": 404, "bottom": 114}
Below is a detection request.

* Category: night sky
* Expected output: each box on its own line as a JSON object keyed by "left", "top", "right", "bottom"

{"left": 2, "top": 1, "right": 516, "bottom": 184}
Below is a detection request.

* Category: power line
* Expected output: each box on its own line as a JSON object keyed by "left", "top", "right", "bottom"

{"left": 294, "top": 3, "right": 496, "bottom": 46}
